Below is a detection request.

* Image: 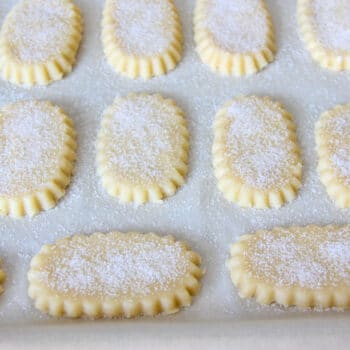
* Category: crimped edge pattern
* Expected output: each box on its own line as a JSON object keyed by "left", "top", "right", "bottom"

{"left": 194, "top": 0, "right": 276, "bottom": 76}
{"left": 316, "top": 103, "right": 350, "bottom": 208}
{"left": 297, "top": 0, "right": 350, "bottom": 71}
{"left": 28, "top": 231, "right": 203, "bottom": 319}
{"left": 212, "top": 95, "right": 302, "bottom": 208}
{"left": 96, "top": 93, "right": 189, "bottom": 204}
{"left": 227, "top": 224, "right": 350, "bottom": 309}
{"left": 0, "top": 0, "right": 83, "bottom": 86}
{"left": 102, "top": 0, "right": 183, "bottom": 79}
{"left": 0, "top": 101, "right": 77, "bottom": 218}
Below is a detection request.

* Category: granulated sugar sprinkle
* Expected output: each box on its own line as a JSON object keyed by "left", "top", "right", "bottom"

{"left": 205, "top": 0, "right": 268, "bottom": 53}
{"left": 225, "top": 97, "right": 297, "bottom": 189}
{"left": 312, "top": 0, "right": 350, "bottom": 51}
{"left": 38, "top": 234, "right": 190, "bottom": 297}
{"left": 245, "top": 226, "right": 350, "bottom": 288}
{"left": 322, "top": 111, "right": 350, "bottom": 184}
{"left": 3, "top": 0, "right": 74, "bottom": 63}
{"left": 0, "top": 100, "right": 66, "bottom": 197}
{"left": 112, "top": 0, "right": 175, "bottom": 55}
{"left": 102, "top": 94, "right": 183, "bottom": 184}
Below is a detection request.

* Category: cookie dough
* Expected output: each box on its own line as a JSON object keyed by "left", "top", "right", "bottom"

{"left": 228, "top": 225, "right": 350, "bottom": 308}
{"left": 0, "top": 0, "right": 83, "bottom": 86}
{"left": 97, "top": 93, "right": 189, "bottom": 204}
{"left": 212, "top": 96, "right": 302, "bottom": 208}
{"left": 102, "top": 0, "right": 183, "bottom": 79}
{"left": 194, "top": 0, "right": 276, "bottom": 75}
{"left": 28, "top": 232, "right": 203, "bottom": 318}
{"left": 0, "top": 100, "right": 77, "bottom": 218}
{"left": 298, "top": 0, "right": 350, "bottom": 71}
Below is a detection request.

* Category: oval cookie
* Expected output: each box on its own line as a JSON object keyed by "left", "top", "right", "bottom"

{"left": 28, "top": 232, "right": 203, "bottom": 318}
{"left": 316, "top": 103, "right": 350, "bottom": 207}
{"left": 212, "top": 96, "right": 302, "bottom": 208}
{"left": 298, "top": 0, "right": 350, "bottom": 71}
{"left": 194, "top": 0, "right": 276, "bottom": 76}
{"left": 0, "top": 0, "right": 83, "bottom": 86}
{"left": 102, "top": 0, "right": 183, "bottom": 79}
{"left": 97, "top": 93, "right": 189, "bottom": 204}
{"left": 228, "top": 225, "right": 350, "bottom": 308}
{"left": 0, "top": 100, "right": 77, "bottom": 218}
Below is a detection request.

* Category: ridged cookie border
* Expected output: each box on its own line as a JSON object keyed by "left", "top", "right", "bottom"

{"left": 0, "top": 0, "right": 83, "bottom": 86}
{"left": 212, "top": 96, "right": 302, "bottom": 208}
{"left": 0, "top": 101, "right": 77, "bottom": 218}
{"left": 316, "top": 103, "right": 350, "bottom": 208}
{"left": 194, "top": 0, "right": 276, "bottom": 76}
{"left": 227, "top": 225, "right": 350, "bottom": 309}
{"left": 96, "top": 93, "right": 189, "bottom": 204}
{"left": 28, "top": 232, "right": 203, "bottom": 319}
{"left": 101, "top": 0, "right": 183, "bottom": 79}
{"left": 297, "top": 0, "right": 350, "bottom": 71}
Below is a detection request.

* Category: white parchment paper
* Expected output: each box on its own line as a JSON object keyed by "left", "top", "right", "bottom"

{"left": 0, "top": 0, "right": 350, "bottom": 326}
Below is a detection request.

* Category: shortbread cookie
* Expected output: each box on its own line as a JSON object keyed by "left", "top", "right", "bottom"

{"left": 97, "top": 93, "right": 189, "bottom": 204}
{"left": 212, "top": 96, "right": 302, "bottom": 208}
{"left": 0, "top": 100, "right": 77, "bottom": 218}
{"left": 298, "top": 0, "right": 350, "bottom": 71}
{"left": 228, "top": 225, "right": 350, "bottom": 308}
{"left": 316, "top": 103, "right": 350, "bottom": 207}
{"left": 194, "top": 0, "right": 276, "bottom": 76}
{"left": 102, "top": 0, "right": 183, "bottom": 79}
{"left": 28, "top": 232, "right": 203, "bottom": 318}
{"left": 0, "top": 260, "right": 5, "bottom": 295}
{"left": 0, "top": 0, "right": 83, "bottom": 86}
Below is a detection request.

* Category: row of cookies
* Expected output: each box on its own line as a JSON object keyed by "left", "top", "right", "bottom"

{"left": 1, "top": 223, "right": 350, "bottom": 318}
{"left": 1, "top": 93, "right": 349, "bottom": 218}
{"left": 0, "top": 0, "right": 348, "bottom": 86}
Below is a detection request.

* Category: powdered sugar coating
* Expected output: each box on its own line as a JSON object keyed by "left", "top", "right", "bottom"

{"left": 244, "top": 226, "right": 350, "bottom": 288}
{"left": 311, "top": 0, "right": 350, "bottom": 51}
{"left": 36, "top": 233, "right": 191, "bottom": 297}
{"left": 99, "top": 94, "right": 185, "bottom": 185}
{"left": 111, "top": 0, "right": 175, "bottom": 56}
{"left": 225, "top": 96, "right": 298, "bottom": 190}
{"left": 205, "top": 0, "right": 269, "bottom": 53}
{"left": 1, "top": 0, "right": 75, "bottom": 63}
{"left": 318, "top": 106, "right": 350, "bottom": 185}
{"left": 0, "top": 100, "right": 67, "bottom": 197}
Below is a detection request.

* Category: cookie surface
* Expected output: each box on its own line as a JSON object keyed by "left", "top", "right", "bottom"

{"left": 194, "top": 0, "right": 275, "bottom": 76}
{"left": 97, "top": 93, "right": 189, "bottom": 204}
{"left": 102, "top": 0, "right": 183, "bottom": 79}
{"left": 212, "top": 96, "right": 302, "bottom": 208}
{"left": 0, "top": 0, "right": 83, "bottom": 86}
{"left": 298, "top": 0, "right": 350, "bottom": 71}
{"left": 0, "top": 100, "right": 76, "bottom": 218}
{"left": 228, "top": 225, "right": 350, "bottom": 308}
{"left": 316, "top": 103, "right": 350, "bottom": 207}
{"left": 28, "top": 232, "right": 203, "bottom": 318}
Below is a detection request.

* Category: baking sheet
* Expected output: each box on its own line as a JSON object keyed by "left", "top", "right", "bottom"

{"left": 0, "top": 0, "right": 350, "bottom": 329}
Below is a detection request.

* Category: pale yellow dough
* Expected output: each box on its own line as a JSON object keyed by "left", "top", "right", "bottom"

{"left": 0, "top": 0, "right": 83, "bottom": 86}
{"left": 97, "top": 93, "right": 189, "bottom": 204}
{"left": 228, "top": 225, "right": 350, "bottom": 309}
{"left": 316, "top": 103, "right": 350, "bottom": 208}
{"left": 194, "top": 0, "right": 276, "bottom": 76}
{"left": 298, "top": 0, "right": 350, "bottom": 71}
{"left": 0, "top": 100, "right": 77, "bottom": 218}
{"left": 0, "top": 260, "right": 5, "bottom": 295}
{"left": 102, "top": 0, "right": 183, "bottom": 79}
{"left": 28, "top": 232, "right": 203, "bottom": 318}
{"left": 212, "top": 96, "right": 302, "bottom": 208}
